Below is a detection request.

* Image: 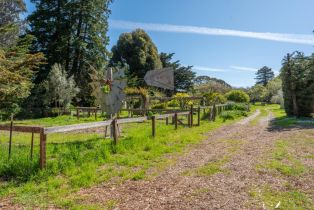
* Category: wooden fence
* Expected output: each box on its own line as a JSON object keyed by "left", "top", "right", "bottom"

{"left": 0, "top": 104, "right": 230, "bottom": 170}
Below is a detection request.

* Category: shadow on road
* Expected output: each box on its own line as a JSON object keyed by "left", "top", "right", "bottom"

{"left": 267, "top": 116, "right": 314, "bottom": 132}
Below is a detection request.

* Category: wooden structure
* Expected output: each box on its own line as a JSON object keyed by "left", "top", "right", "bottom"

{"left": 75, "top": 107, "right": 102, "bottom": 120}
{"left": 0, "top": 104, "right": 230, "bottom": 170}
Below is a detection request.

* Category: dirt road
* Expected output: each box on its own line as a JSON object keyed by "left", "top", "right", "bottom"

{"left": 78, "top": 110, "right": 314, "bottom": 209}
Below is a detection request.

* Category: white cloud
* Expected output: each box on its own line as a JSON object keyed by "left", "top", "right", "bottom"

{"left": 230, "top": 66, "right": 258, "bottom": 72}
{"left": 110, "top": 20, "right": 314, "bottom": 45}
{"left": 191, "top": 65, "right": 226, "bottom": 72}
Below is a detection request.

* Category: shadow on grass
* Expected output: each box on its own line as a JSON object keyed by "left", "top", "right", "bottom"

{"left": 0, "top": 137, "right": 116, "bottom": 183}
{"left": 267, "top": 116, "right": 314, "bottom": 132}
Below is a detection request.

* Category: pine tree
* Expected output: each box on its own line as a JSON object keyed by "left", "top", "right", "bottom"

{"left": 281, "top": 52, "right": 314, "bottom": 117}
{"left": 255, "top": 66, "right": 274, "bottom": 86}
{"left": 28, "top": 0, "right": 112, "bottom": 105}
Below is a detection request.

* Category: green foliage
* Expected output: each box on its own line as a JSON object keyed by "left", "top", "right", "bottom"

{"left": 281, "top": 52, "right": 314, "bottom": 117}
{"left": 151, "top": 103, "right": 167, "bottom": 110}
{"left": 228, "top": 103, "right": 248, "bottom": 111}
{"left": 225, "top": 90, "right": 250, "bottom": 103}
{"left": 0, "top": 0, "right": 25, "bottom": 47}
{"left": 43, "top": 63, "right": 80, "bottom": 109}
{"left": 220, "top": 110, "right": 247, "bottom": 121}
{"left": 255, "top": 66, "right": 275, "bottom": 86}
{"left": 173, "top": 93, "right": 193, "bottom": 109}
{"left": 265, "top": 77, "right": 282, "bottom": 103}
{"left": 248, "top": 84, "right": 267, "bottom": 103}
{"left": 125, "top": 87, "right": 149, "bottom": 109}
{"left": 0, "top": 7, "right": 45, "bottom": 118}
{"left": 160, "top": 52, "right": 196, "bottom": 93}
{"left": 194, "top": 75, "right": 231, "bottom": 94}
{"left": 203, "top": 92, "right": 226, "bottom": 105}
{"left": 111, "top": 29, "right": 162, "bottom": 87}
{"left": 167, "top": 99, "right": 180, "bottom": 107}
{"left": 28, "top": 0, "right": 112, "bottom": 105}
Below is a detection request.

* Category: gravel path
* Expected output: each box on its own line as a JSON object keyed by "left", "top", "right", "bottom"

{"left": 76, "top": 110, "right": 313, "bottom": 210}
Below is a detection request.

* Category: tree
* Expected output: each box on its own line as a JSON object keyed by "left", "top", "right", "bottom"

{"left": 265, "top": 77, "right": 282, "bottom": 103}
{"left": 0, "top": 0, "right": 44, "bottom": 117}
{"left": 225, "top": 90, "right": 250, "bottom": 103}
{"left": 203, "top": 92, "right": 226, "bottom": 105}
{"left": 255, "top": 66, "right": 275, "bottom": 86}
{"left": 44, "top": 63, "right": 79, "bottom": 109}
{"left": 159, "top": 52, "right": 195, "bottom": 93}
{"left": 281, "top": 52, "right": 314, "bottom": 117}
{"left": 28, "top": 0, "right": 112, "bottom": 105}
{"left": 111, "top": 29, "right": 162, "bottom": 87}
{"left": 194, "top": 75, "right": 231, "bottom": 94}
{"left": 0, "top": 0, "right": 25, "bottom": 47}
{"left": 248, "top": 84, "right": 267, "bottom": 103}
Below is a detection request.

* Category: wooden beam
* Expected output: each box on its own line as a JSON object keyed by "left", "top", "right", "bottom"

{"left": 151, "top": 116, "right": 156, "bottom": 137}
{"left": 39, "top": 128, "right": 46, "bottom": 169}
{"left": 0, "top": 125, "right": 42, "bottom": 133}
{"left": 44, "top": 121, "right": 112, "bottom": 134}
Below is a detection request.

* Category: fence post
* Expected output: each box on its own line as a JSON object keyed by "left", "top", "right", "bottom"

{"left": 152, "top": 116, "right": 156, "bottom": 137}
{"left": 39, "top": 128, "right": 46, "bottom": 169}
{"left": 166, "top": 117, "right": 169, "bottom": 125}
{"left": 8, "top": 114, "right": 13, "bottom": 159}
{"left": 188, "top": 112, "right": 191, "bottom": 127}
{"left": 76, "top": 109, "right": 79, "bottom": 120}
{"left": 112, "top": 119, "right": 118, "bottom": 144}
{"left": 197, "top": 106, "right": 201, "bottom": 126}
{"left": 30, "top": 131, "right": 34, "bottom": 160}
{"left": 190, "top": 105, "right": 194, "bottom": 126}
{"left": 212, "top": 104, "right": 216, "bottom": 122}
{"left": 174, "top": 112, "right": 178, "bottom": 130}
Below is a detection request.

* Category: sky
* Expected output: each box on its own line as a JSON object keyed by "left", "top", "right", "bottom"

{"left": 24, "top": 0, "right": 314, "bottom": 87}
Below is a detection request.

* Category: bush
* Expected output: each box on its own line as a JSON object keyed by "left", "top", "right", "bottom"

{"left": 203, "top": 92, "right": 226, "bottom": 105}
{"left": 167, "top": 99, "right": 179, "bottom": 107}
{"left": 173, "top": 93, "right": 193, "bottom": 109}
{"left": 225, "top": 90, "right": 250, "bottom": 103}
{"left": 220, "top": 110, "right": 248, "bottom": 122}
{"left": 229, "top": 103, "right": 248, "bottom": 111}
{"left": 151, "top": 103, "right": 167, "bottom": 110}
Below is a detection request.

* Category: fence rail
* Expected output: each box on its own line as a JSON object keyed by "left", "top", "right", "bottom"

{"left": 1, "top": 104, "right": 230, "bottom": 170}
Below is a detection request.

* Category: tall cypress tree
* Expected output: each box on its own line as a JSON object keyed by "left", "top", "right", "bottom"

{"left": 28, "top": 0, "right": 112, "bottom": 105}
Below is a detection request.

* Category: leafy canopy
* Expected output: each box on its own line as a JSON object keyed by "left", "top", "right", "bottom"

{"left": 225, "top": 90, "right": 250, "bottom": 103}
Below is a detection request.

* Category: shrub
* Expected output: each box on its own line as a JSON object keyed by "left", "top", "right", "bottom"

{"left": 151, "top": 103, "right": 167, "bottom": 110}
{"left": 203, "top": 92, "right": 226, "bottom": 105}
{"left": 167, "top": 99, "right": 179, "bottom": 107}
{"left": 220, "top": 110, "right": 248, "bottom": 122}
{"left": 173, "top": 93, "right": 193, "bottom": 109}
{"left": 229, "top": 103, "right": 248, "bottom": 111}
{"left": 225, "top": 90, "right": 250, "bottom": 103}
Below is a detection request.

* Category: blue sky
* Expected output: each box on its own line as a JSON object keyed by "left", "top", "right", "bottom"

{"left": 25, "top": 0, "right": 314, "bottom": 87}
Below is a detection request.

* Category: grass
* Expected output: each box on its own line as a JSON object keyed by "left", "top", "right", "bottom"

{"left": 258, "top": 140, "right": 306, "bottom": 176}
{"left": 249, "top": 186, "right": 313, "bottom": 210}
{"left": 183, "top": 139, "right": 246, "bottom": 177}
{"left": 0, "top": 110, "right": 250, "bottom": 209}
{"left": 195, "top": 157, "right": 229, "bottom": 176}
